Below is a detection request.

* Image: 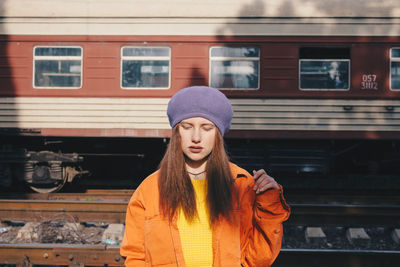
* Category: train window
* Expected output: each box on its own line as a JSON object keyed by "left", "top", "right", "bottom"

{"left": 390, "top": 48, "right": 400, "bottom": 90}
{"left": 209, "top": 47, "right": 260, "bottom": 89}
{"left": 33, "top": 46, "right": 82, "bottom": 89}
{"left": 121, "top": 47, "right": 170, "bottom": 89}
{"left": 299, "top": 47, "right": 350, "bottom": 90}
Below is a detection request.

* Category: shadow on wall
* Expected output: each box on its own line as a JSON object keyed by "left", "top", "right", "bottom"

{"left": 214, "top": 0, "right": 398, "bottom": 36}
{"left": 0, "top": 0, "right": 19, "bottom": 188}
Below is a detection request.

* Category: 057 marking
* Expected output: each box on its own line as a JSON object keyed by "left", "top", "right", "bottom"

{"left": 361, "top": 74, "right": 378, "bottom": 90}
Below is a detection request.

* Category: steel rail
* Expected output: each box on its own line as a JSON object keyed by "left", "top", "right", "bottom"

{"left": 281, "top": 248, "right": 400, "bottom": 254}
{"left": 287, "top": 203, "right": 400, "bottom": 226}
{"left": 1, "top": 197, "right": 399, "bottom": 226}
{"left": 0, "top": 190, "right": 134, "bottom": 201}
{"left": 0, "top": 243, "right": 124, "bottom": 266}
{"left": 2, "top": 245, "right": 399, "bottom": 266}
{"left": 0, "top": 199, "right": 128, "bottom": 223}
{"left": 276, "top": 248, "right": 400, "bottom": 266}
{"left": 286, "top": 191, "right": 400, "bottom": 205}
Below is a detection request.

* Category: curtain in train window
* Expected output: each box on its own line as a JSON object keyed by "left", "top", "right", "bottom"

{"left": 299, "top": 47, "right": 350, "bottom": 90}
{"left": 121, "top": 47, "right": 170, "bottom": 89}
{"left": 391, "top": 48, "right": 400, "bottom": 90}
{"left": 210, "top": 47, "right": 260, "bottom": 89}
{"left": 33, "top": 46, "right": 82, "bottom": 88}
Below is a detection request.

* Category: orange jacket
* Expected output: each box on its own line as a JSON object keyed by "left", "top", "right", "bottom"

{"left": 120, "top": 163, "right": 290, "bottom": 267}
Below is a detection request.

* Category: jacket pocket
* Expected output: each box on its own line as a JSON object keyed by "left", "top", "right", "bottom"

{"left": 144, "top": 217, "right": 177, "bottom": 266}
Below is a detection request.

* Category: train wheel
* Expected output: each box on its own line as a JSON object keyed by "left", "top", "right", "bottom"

{"left": 26, "top": 162, "right": 68, "bottom": 193}
{"left": 28, "top": 176, "right": 67, "bottom": 193}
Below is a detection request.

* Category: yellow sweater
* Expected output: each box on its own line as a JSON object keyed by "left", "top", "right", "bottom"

{"left": 177, "top": 179, "right": 213, "bottom": 267}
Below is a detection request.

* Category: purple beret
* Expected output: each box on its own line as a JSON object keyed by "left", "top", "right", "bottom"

{"left": 167, "top": 86, "right": 233, "bottom": 136}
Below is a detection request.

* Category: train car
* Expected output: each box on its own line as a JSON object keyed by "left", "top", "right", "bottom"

{"left": 0, "top": 0, "right": 400, "bottom": 192}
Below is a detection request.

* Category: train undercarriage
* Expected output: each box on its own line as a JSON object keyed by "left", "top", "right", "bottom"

{"left": 0, "top": 149, "right": 85, "bottom": 193}
{"left": 1, "top": 135, "right": 399, "bottom": 193}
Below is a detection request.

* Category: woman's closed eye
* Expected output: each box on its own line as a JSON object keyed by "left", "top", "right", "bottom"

{"left": 202, "top": 124, "right": 215, "bottom": 131}
{"left": 180, "top": 123, "right": 192, "bottom": 130}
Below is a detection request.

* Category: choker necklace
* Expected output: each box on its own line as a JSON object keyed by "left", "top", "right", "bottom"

{"left": 187, "top": 170, "right": 206, "bottom": 180}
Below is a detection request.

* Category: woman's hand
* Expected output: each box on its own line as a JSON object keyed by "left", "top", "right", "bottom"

{"left": 252, "top": 169, "right": 279, "bottom": 194}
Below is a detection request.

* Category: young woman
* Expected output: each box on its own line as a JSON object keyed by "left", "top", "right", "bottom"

{"left": 120, "top": 86, "right": 290, "bottom": 267}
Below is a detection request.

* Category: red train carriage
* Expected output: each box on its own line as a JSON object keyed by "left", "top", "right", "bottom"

{"left": 0, "top": 0, "right": 400, "bottom": 192}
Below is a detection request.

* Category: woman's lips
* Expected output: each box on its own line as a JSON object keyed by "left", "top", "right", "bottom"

{"left": 189, "top": 146, "right": 203, "bottom": 153}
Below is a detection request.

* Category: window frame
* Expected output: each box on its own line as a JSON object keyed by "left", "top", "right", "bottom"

{"left": 390, "top": 47, "right": 400, "bottom": 91}
{"left": 32, "top": 45, "right": 83, "bottom": 89}
{"left": 209, "top": 46, "right": 260, "bottom": 90}
{"left": 298, "top": 59, "right": 351, "bottom": 91}
{"left": 120, "top": 46, "right": 171, "bottom": 90}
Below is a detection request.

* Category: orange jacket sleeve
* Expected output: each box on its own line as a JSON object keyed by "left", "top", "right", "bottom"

{"left": 120, "top": 188, "right": 146, "bottom": 267}
{"left": 240, "top": 183, "right": 291, "bottom": 267}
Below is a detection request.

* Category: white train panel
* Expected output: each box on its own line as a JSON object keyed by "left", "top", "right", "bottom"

{"left": 0, "top": 0, "right": 399, "bottom": 36}
{"left": 1, "top": 97, "right": 399, "bottom": 135}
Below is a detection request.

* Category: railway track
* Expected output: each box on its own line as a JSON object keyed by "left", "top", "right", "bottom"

{"left": 286, "top": 189, "right": 400, "bottom": 205}
{"left": 0, "top": 199, "right": 128, "bottom": 223}
{"left": 0, "top": 189, "right": 399, "bottom": 266}
{"left": 0, "top": 243, "right": 123, "bottom": 266}
{"left": 280, "top": 190, "right": 400, "bottom": 266}
{"left": 0, "top": 190, "right": 130, "bottom": 266}
{"left": 0, "top": 189, "right": 134, "bottom": 201}
{"left": 288, "top": 202, "right": 400, "bottom": 226}
{"left": 1, "top": 190, "right": 399, "bottom": 226}
{"left": 276, "top": 248, "right": 400, "bottom": 267}
{"left": 1, "top": 200, "right": 399, "bottom": 226}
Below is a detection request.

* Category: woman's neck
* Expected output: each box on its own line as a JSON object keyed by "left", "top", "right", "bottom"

{"left": 185, "top": 160, "right": 207, "bottom": 180}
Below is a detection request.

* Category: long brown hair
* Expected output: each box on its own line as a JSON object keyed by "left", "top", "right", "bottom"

{"left": 158, "top": 124, "right": 234, "bottom": 225}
